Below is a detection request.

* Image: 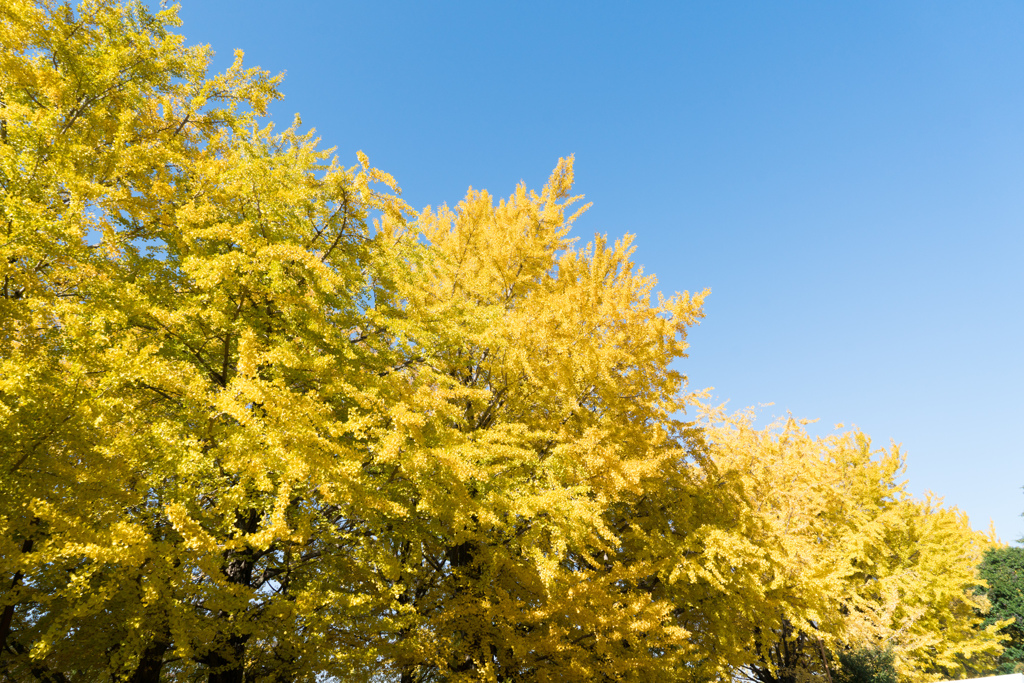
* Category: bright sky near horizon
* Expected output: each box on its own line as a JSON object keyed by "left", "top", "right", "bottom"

{"left": 160, "top": 1, "right": 1024, "bottom": 543}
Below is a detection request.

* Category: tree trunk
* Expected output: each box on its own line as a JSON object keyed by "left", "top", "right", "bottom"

{"left": 0, "top": 538, "right": 33, "bottom": 651}
{"left": 128, "top": 637, "right": 170, "bottom": 683}
{"left": 207, "top": 635, "right": 247, "bottom": 683}
{"left": 203, "top": 519, "right": 257, "bottom": 683}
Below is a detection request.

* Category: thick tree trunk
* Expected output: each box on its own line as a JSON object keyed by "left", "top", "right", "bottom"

{"left": 206, "top": 635, "right": 247, "bottom": 683}
{"left": 0, "top": 538, "right": 33, "bottom": 651}
{"left": 128, "top": 637, "right": 170, "bottom": 683}
{"left": 203, "top": 511, "right": 259, "bottom": 683}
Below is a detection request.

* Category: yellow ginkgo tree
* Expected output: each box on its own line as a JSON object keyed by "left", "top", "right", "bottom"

{"left": 703, "top": 408, "right": 1006, "bottom": 683}
{"left": 0, "top": 1, "right": 412, "bottom": 680}
{"left": 2, "top": 2, "right": 715, "bottom": 681}
{"left": 0, "top": 0, "right": 289, "bottom": 678}
{"left": 350, "top": 161, "right": 717, "bottom": 682}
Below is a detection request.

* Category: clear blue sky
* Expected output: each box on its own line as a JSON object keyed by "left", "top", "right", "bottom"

{"left": 163, "top": 1, "right": 1024, "bottom": 542}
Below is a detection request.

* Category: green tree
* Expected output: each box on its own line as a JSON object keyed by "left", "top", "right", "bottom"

{"left": 979, "top": 545, "right": 1024, "bottom": 674}
{"left": 835, "top": 646, "right": 899, "bottom": 683}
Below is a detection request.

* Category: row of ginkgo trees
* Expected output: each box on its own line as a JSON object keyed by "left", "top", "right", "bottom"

{"left": 0, "top": 2, "right": 1007, "bottom": 682}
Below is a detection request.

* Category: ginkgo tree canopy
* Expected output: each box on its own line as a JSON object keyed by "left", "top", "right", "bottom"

{"left": 0, "top": 2, "right": 1008, "bottom": 683}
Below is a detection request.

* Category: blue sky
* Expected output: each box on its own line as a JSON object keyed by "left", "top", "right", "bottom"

{"left": 164, "top": 1, "right": 1024, "bottom": 542}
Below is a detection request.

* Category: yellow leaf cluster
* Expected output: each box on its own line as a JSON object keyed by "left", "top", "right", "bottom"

{"left": 703, "top": 406, "right": 1005, "bottom": 683}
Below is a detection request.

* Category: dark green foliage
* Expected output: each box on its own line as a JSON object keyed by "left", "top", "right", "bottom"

{"left": 979, "top": 545, "right": 1024, "bottom": 674}
{"left": 834, "top": 647, "right": 898, "bottom": 683}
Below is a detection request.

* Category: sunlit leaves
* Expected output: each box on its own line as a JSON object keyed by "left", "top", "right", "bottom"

{"left": 0, "top": 2, "right": 1007, "bottom": 682}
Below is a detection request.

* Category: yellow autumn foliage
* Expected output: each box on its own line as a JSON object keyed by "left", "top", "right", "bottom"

{"left": 704, "top": 406, "right": 1006, "bottom": 683}
{"left": 0, "top": 2, "right": 1009, "bottom": 682}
